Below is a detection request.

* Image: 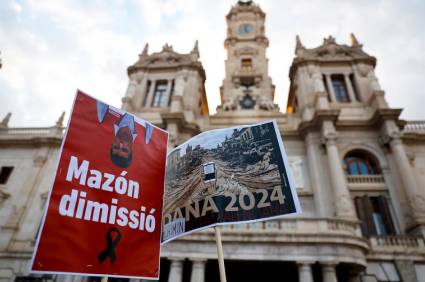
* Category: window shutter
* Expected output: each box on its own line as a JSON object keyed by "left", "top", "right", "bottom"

{"left": 377, "top": 196, "right": 396, "bottom": 235}
{"left": 355, "top": 196, "right": 376, "bottom": 236}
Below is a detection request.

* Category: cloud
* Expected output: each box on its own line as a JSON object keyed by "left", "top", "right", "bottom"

{"left": 0, "top": 0, "right": 424, "bottom": 128}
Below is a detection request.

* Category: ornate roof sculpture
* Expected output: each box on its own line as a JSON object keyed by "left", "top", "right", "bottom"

{"left": 290, "top": 34, "right": 376, "bottom": 78}
{"left": 227, "top": 0, "right": 265, "bottom": 19}
{"left": 127, "top": 41, "right": 205, "bottom": 80}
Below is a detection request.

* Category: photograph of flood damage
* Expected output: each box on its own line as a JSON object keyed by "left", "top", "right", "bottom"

{"left": 162, "top": 121, "right": 299, "bottom": 241}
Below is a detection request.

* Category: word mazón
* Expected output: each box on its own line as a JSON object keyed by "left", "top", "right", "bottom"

{"left": 66, "top": 156, "right": 139, "bottom": 199}
{"left": 57, "top": 155, "right": 156, "bottom": 232}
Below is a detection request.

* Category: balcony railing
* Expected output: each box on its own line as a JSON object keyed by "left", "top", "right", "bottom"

{"left": 403, "top": 121, "right": 425, "bottom": 132}
{"left": 346, "top": 174, "right": 385, "bottom": 184}
{"left": 0, "top": 126, "right": 64, "bottom": 136}
{"left": 370, "top": 235, "right": 425, "bottom": 251}
{"left": 198, "top": 218, "right": 362, "bottom": 237}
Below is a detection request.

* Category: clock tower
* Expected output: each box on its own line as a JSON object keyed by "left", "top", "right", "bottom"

{"left": 218, "top": 0, "right": 277, "bottom": 112}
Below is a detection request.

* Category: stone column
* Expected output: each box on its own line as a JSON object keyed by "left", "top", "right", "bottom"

{"left": 134, "top": 77, "right": 148, "bottom": 108}
{"left": 388, "top": 135, "right": 425, "bottom": 221}
{"left": 146, "top": 79, "right": 156, "bottom": 107}
{"left": 168, "top": 258, "right": 184, "bottom": 282}
{"left": 190, "top": 259, "right": 206, "bottom": 282}
{"left": 344, "top": 74, "right": 356, "bottom": 102}
{"left": 305, "top": 133, "right": 329, "bottom": 216}
{"left": 166, "top": 79, "right": 173, "bottom": 99}
{"left": 322, "top": 263, "right": 338, "bottom": 282}
{"left": 321, "top": 121, "right": 356, "bottom": 218}
{"left": 325, "top": 74, "right": 336, "bottom": 102}
{"left": 297, "top": 262, "right": 314, "bottom": 282}
{"left": 381, "top": 165, "right": 405, "bottom": 232}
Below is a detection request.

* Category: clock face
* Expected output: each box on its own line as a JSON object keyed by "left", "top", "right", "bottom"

{"left": 238, "top": 24, "right": 254, "bottom": 35}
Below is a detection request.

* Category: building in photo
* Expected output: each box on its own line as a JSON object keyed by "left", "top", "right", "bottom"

{"left": 1, "top": 1, "right": 425, "bottom": 281}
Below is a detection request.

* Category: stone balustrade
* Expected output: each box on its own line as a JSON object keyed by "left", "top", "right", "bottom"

{"left": 346, "top": 174, "right": 385, "bottom": 184}
{"left": 403, "top": 120, "right": 425, "bottom": 132}
{"left": 0, "top": 126, "right": 63, "bottom": 135}
{"left": 370, "top": 235, "right": 425, "bottom": 249}
{"left": 0, "top": 127, "right": 64, "bottom": 140}
{"left": 368, "top": 235, "right": 425, "bottom": 260}
{"left": 194, "top": 218, "right": 362, "bottom": 237}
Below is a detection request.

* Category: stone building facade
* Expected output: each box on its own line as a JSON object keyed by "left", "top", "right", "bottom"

{"left": 1, "top": 1, "right": 425, "bottom": 281}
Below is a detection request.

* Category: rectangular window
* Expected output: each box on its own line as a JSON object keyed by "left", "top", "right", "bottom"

{"left": 331, "top": 74, "right": 349, "bottom": 102}
{"left": 355, "top": 195, "right": 396, "bottom": 237}
{"left": 0, "top": 166, "right": 13, "bottom": 184}
{"left": 151, "top": 80, "right": 169, "bottom": 107}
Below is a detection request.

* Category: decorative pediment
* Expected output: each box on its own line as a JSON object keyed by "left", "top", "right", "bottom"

{"left": 128, "top": 42, "right": 205, "bottom": 79}
{"left": 295, "top": 35, "right": 376, "bottom": 64}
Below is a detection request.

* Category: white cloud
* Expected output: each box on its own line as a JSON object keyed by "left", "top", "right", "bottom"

{"left": 0, "top": 0, "right": 424, "bottom": 128}
{"left": 10, "top": 1, "right": 22, "bottom": 14}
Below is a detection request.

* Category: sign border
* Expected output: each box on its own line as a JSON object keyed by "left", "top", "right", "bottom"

{"left": 29, "top": 90, "right": 168, "bottom": 280}
{"left": 161, "top": 119, "right": 302, "bottom": 244}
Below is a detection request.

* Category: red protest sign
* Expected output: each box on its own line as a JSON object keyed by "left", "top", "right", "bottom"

{"left": 31, "top": 91, "right": 168, "bottom": 280}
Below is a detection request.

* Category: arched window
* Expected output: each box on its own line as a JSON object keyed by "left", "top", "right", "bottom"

{"left": 343, "top": 150, "right": 380, "bottom": 175}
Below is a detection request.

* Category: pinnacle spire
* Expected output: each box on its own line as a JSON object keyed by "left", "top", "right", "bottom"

{"left": 295, "top": 35, "right": 305, "bottom": 55}
{"left": 0, "top": 112, "right": 11, "bottom": 128}
{"left": 56, "top": 111, "right": 65, "bottom": 127}
{"left": 141, "top": 43, "right": 149, "bottom": 57}
{"left": 191, "top": 40, "right": 200, "bottom": 60}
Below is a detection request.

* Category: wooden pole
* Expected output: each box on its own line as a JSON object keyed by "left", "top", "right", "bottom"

{"left": 101, "top": 277, "right": 108, "bottom": 282}
{"left": 214, "top": 226, "right": 227, "bottom": 282}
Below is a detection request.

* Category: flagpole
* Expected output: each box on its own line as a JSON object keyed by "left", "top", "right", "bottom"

{"left": 214, "top": 226, "right": 227, "bottom": 282}
{"left": 101, "top": 277, "right": 108, "bottom": 282}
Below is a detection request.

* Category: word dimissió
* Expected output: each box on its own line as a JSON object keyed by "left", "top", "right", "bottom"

{"left": 58, "top": 156, "right": 156, "bottom": 232}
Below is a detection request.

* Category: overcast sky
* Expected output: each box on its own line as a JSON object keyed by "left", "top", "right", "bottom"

{"left": 1, "top": 0, "right": 424, "bottom": 127}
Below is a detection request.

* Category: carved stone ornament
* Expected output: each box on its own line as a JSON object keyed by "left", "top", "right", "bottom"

{"left": 367, "top": 70, "right": 382, "bottom": 91}
{"left": 378, "top": 132, "right": 402, "bottom": 147}
{"left": 408, "top": 194, "right": 425, "bottom": 218}
{"left": 321, "top": 132, "right": 338, "bottom": 145}
{"left": 221, "top": 98, "right": 238, "bottom": 111}
{"left": 289, "top": 158, "right": 304, "bottom": 189}
{"left": 307, "top": 65, "right": 325, "bottom": 92}
{"left": 356, "top": 63, "right": 371, "bottom": 77}
{"left": 258, "top": 96, "right": 277, "bottom": 111}
{"left": 294, "top": 35, "right": 376, "bottom": 64}
{"left": 128, "top": 43, "right": 205, "bottom": 79}
{"left": 240, "top": 94, "right": 256, "bottom": 109}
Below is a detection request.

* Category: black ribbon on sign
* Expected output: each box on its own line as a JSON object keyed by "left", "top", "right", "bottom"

{"left": 97, "top": 227, "right": 122, "bottom": 264}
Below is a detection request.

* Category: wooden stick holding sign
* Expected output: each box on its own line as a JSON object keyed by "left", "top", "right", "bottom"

{"left": 101, "top": 277, "right": 108, "bottom": 282}
{"left": 214, "top": 227, "right": 227, "bottom": 282}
